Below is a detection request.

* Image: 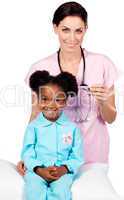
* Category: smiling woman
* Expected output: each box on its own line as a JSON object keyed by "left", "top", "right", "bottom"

{"left": 53, "top": 5, "right": 87, "bottom": 76}
{"left": 53, "top": 16, "right": 87, "bottom": 53}
{"left": 0, "top": 1, "right": 121, "bottom": 200}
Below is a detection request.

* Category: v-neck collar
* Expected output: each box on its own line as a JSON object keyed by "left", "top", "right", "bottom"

{"left": 56, "top": 48, "right": 88, "bottom": 83}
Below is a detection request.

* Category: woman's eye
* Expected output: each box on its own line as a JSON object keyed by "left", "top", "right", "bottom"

{"left": 76, "top": 29, "right": 83, "bottom": 33}
{"left": 62, "top": 29, "right": 69, "bottom": 32}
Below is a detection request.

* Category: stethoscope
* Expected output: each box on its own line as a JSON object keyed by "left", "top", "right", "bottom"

{"left": 57, "top": 47, "right": 86, "bottom": 86}
{"left": 57, "top": 47, "right": 92, "bottom": 122}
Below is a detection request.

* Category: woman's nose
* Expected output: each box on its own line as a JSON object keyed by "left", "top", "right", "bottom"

{"left": 68, "top": 32, "right": 75, "bottom": 43}
{"left": 69, "top": 32, "right": 76, "bottom": 42}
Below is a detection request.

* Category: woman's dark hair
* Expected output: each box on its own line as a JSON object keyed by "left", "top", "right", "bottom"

{"left": 52, "top": 1, "right": 88, "bottom": 26}
{"left": 29, "top": 70, "right": 78, "bottom": 97}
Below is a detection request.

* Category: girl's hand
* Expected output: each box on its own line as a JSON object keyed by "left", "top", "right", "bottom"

{"left": 50, "top": 166, "right": 68, "bottom": 178}
{"left": 35, "top": 166, "right": 59, "bottom": 182}
{"left": 16, "top": 161, "right": 26, "bottom": 176}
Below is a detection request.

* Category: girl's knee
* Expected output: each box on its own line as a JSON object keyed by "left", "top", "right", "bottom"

{"left": 24, "top": 171, "right": 46, "bottom": 187}
{"left": 50, "top": 174, "right": 73, "bottom": 191}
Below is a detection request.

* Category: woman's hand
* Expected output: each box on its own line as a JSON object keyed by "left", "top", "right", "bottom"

{"left": 16, "top": 161, "right": 26, "bottom": 176}
{"left": 29, "top": 92, "right": 41, "bottom": 122}
{"left": 90, "top": 85, "right": 110, "bottom": 105}
{"left": 90, "top": 85, "right": 117, "bottom": 123}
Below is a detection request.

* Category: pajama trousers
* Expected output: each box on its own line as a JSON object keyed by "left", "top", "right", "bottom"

{"left": 24, "top": 171, "right": 73, "bottom": 200}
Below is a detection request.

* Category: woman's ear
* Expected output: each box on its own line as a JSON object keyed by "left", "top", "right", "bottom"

{"left": 53, "top": 24, "right": 58, "bottom": 34}
{"left": 85, "top": 24, "right": 88, "bottom": 33}
{"left": 82, "top": 25, "right": 88, "bottom": 37}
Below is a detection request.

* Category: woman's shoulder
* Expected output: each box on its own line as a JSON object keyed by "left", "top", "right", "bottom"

{"left": 85, "top": 49, "right": 117, "bottom": 87}
{"left": 84, "top": 49, "right": 113, "bottom": 63}
{"left": 84, "top": 48, "right": 117, "bottom": 72}
{"left": 25, "top": 52, "right": 58, "bottom": 84}
{"left": 31, "top": 52, "right": 57, "bottom": 69}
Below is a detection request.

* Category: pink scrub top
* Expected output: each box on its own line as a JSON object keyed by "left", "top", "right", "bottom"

{"left": 25, "top": 49, "right": 117, "bottom": 165}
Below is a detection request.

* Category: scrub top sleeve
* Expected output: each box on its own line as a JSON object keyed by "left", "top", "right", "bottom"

{"left": 103, "top": 56, "right": 118, "bottom": 88}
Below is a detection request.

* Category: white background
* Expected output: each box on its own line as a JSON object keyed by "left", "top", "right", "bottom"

{"left": 0, "top": 0, "right": 124, "bottom": 197}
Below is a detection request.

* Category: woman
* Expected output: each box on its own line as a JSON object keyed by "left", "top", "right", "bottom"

{"left": 0, "top": 1, "right": 120, "bottom": 200}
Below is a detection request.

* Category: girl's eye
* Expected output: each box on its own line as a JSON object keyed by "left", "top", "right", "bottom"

{"left": 41, "top": 97, "right": 48, "bottom": 101}
{"left": 55, "top": 98, "right": 66, "bottom": 104}
{"left": 56, "top": 99, "right": 62, "bottom": 102}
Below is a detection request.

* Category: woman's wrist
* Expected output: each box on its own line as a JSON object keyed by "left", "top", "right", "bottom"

{"left": 98, "top": 100, "right": 116, "bottom": 123}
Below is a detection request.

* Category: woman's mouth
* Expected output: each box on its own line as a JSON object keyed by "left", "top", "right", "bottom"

{"left": 65, "top": 42, "right": 79, "bottom": 48}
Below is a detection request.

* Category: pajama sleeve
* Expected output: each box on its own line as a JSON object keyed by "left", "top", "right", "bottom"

{"left": 21, "top": 125, "right": 43, "bottom": 172}
{"left": 61, "top": 127, "right": 84, "bottom": 175}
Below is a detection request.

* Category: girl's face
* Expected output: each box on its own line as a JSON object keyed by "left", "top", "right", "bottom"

{"left": 54, "top": 16, "right": 87, "bottom": 52}
{"left": 38, "top": 84, "right": 67, "bottom": 121}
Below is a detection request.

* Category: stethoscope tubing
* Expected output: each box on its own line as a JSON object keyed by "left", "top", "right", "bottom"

{"left": 57, "top": 47, "right": 92, "bottom": 122}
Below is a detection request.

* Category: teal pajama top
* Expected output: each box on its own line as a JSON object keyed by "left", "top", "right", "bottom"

{"left": 21, "top": 111, "right": 84, "bottom": 175}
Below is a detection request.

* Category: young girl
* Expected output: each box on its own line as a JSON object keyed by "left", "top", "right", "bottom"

{"left": 21, "top": 70, "right": 84, "bottom": 200}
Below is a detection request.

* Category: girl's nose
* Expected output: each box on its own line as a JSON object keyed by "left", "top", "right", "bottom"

{"left": 48, "top": 100, "right": 57, "bottom": 109}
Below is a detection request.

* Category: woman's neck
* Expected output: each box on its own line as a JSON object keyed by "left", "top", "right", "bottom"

{"left": 59, "top": 47, "right": 82, "bottom": 64}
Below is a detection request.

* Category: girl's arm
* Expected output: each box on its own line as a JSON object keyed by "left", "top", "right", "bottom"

{"left": 17, "top": 92, "right": 40, "bottom": 176}
{"left": 21, "top": 125, "right": 43, "bottom": 172}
